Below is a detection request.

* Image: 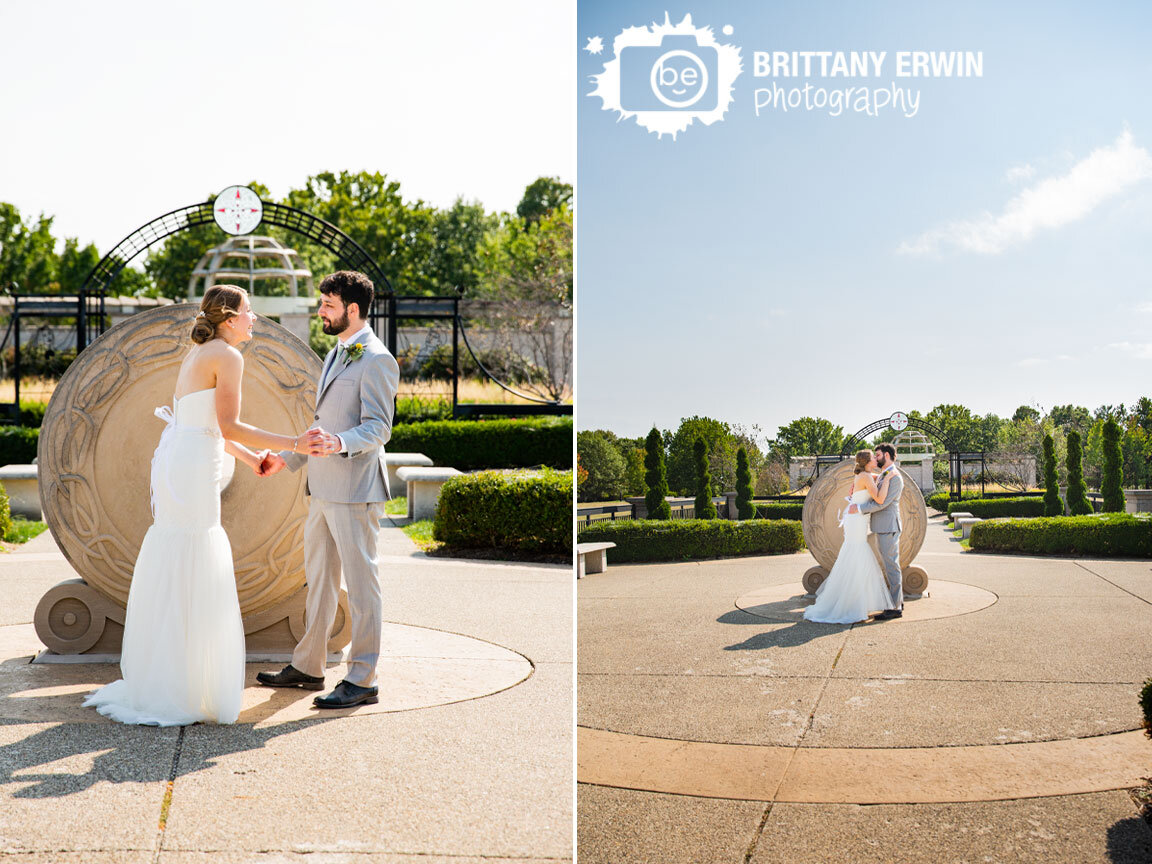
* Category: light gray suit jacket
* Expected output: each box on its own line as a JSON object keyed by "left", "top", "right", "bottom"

{"left": 857, "top": 467, "right": 903, "bottom": 534}
{"left": 282, "top": 329, "right": 400, "bottom": 503}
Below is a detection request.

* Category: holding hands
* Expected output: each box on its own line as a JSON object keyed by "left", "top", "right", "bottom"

{"left": 254, "top": 426, "right": 340, "bottom": 478}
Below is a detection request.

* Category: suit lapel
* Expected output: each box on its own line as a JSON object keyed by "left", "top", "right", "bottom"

{"left": 316, "top": 330, "right": 378, "bottom": 407}
{"left": 317, "top": 347, "right": 339, "bottom": 405}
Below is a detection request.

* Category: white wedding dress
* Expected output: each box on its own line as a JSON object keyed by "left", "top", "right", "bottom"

{"left": 803, "top": 487, "right": 894, "bottom": 624}
{"left": 82, "top": 388, "right": 246, "bottom": 725}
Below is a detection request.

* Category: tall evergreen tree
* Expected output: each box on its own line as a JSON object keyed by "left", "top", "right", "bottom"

{"left": 1101, "top": 418, "right": 1125, "bottom": 512}
{"left": 736, "top": 446, "right": 755, "bottom": 519}
{"left": 693, "top": 437, "right": 717, "bottom": 519}
{"left": 1042, "top": 434, "right": 1063, "bottom": 517}
{"left": 1065, "top": 431, "right": 1092, "bottom": 515}
{"left": 644, "top": 427, "right": 672, "bottom": 519}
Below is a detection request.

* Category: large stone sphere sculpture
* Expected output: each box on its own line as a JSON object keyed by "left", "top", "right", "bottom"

{"left": 800, "top": 459, "right": 929, "bottom": 597}
{"left": 35, "top": 304, "right": 350, "bottom": 656}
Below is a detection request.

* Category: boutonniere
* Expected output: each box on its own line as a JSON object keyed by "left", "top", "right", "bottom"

{"left": 342, "top": 342, "right": 365, "bottom": 365}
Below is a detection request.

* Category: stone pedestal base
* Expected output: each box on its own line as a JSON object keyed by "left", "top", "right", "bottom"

{"left": 33, "top": 579, "right": 351, "bottom": 659}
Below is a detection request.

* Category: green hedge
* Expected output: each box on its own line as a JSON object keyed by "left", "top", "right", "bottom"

{"left": 969, "top": 513, "right": 1152, "bottom": 557}
{"left": 1141, "top": 678, "right": 1152, "bottom": 739}
{"left": 754, "top": 500, "right": 805, "bottom": 520}
{"left": 0, "top": 427, "right": 39, "bottom": 466}
{"left": 433, "top": 469, "right": 571, "bottom": 553}
{"left": 926, "top": 490, "right": 981, "bottom": 512}
{"left": 946, "top": 497, "right": 1045, "bottom": 519}
{"left": 578, "top": 518, "right": 805, "bottom": 562}
{"left": 388, "top": 417, "right": 571, "bottom": 470}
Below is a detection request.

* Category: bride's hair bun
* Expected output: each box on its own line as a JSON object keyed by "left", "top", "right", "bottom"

{"left": 190, "top": 284, "right": 247, "bottom": 344}
{"left": 853, "top": 449, "right": 873, "bottom": 475}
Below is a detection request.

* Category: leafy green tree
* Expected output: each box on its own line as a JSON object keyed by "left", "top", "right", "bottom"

{"left": 693, "top": 437, "right": 717, "bottom": 519}
{"left": 1049, "top": 404, "right": 1092, "bottom": 435}
{"left": 1012, "top": 404, "right": 1041, "bottom": 423}
{"left": 1065, "top": 431, "right": 1092, "bottom": 515}
{"left": 644, "top": 427, "right": 671, "bottom": 519}
{"left": 613, "top": 437, "right": 646, "bottom": 497}
{"left": 516, "top": 176, "right": 572, "bottom": 225}
{"left": 736, "top": 446, "right": 755, "bottom": 519}
{"left": 1042, "top": 434, "right": 1063, "bottom": 516}
{"left": 576, "top": 431, "right": 627, "bottom": 502}
{"left": 667, "top": 416, "right": 733, "bottom": 495}
{"left": 1101, "top": 418, "right": 1125, "bottom": 511}
{"left": 771, "top": 416, "right": 846, "bottom": 459}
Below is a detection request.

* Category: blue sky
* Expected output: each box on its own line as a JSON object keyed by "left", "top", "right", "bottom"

{"left": 0, "top": 1, "right": 573, "bottom": 253}
{"left": 576, "top": 1, "right": 1152, "bottom": 443}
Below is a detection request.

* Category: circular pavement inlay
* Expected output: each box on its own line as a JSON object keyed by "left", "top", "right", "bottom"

{"left": 0, "top": 621, "right": 532, "bottom": 727}
{"left": 735, "top": 579, "right": 997, "bottom": 624}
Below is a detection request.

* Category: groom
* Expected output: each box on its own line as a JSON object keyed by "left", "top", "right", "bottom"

{"left": 848, "top": 442, "right": 904, "bottom": 619}
{"left": 256, "top": 270, "right": 401, "bottom": 707}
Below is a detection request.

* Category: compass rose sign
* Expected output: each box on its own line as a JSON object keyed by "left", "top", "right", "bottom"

{"left": 213, "top": 185, "right": 263, "bottom": 235}
{"left": 889, "top": 411, "right": 909, "bottom": 431}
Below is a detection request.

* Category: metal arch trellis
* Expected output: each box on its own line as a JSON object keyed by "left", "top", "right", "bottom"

{"left": 76, "top": 201, "right": 394, "bottom": 350}
{"left": 840, "top": 416, "right": 991, "bottom": 500}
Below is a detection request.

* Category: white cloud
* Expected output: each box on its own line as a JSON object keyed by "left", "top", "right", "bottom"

{"left": 1107, "top": 341, "right": 1152, "bottom": 360}
{"left": 1005, "top": 162, "right": 1036, "bottom": 183}
{"left": 899, "top": 130, "right": 1152, "bottom": 256}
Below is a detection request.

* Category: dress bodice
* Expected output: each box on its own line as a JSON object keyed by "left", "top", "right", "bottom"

{"left": 850, "top": 488, "right": 872, "bottom": 504}
{"left": 173, "top": 388, "right": 220, "bottom": 433}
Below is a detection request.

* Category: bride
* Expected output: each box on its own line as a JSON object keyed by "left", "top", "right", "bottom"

{"left": 803, "top": 449, "right": 895, "bottom": 625}
{"left": 82, "top": 285, "right": 326, "bottom": 726}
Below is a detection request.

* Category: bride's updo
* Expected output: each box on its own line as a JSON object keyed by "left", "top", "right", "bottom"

{"left": 190, "top": 284, "right": 247, "bottom": 344}
{"left": 853, "top": 449, "right": 873, "bottom": 475}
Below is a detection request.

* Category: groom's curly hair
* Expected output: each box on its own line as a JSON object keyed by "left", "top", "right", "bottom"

{"left": 319, "top": 270, "right": 374, "bottom": 319}
{"left": 876, "top": 443, "right": 897, "bottom": 461}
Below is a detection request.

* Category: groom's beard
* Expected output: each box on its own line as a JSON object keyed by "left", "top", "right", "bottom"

{"left": 321, "top": 312, "right": 349, "bottom": 336}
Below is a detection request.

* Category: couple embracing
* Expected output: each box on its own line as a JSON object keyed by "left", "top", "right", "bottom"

{"left": 82, "top": 270, "right": 401, "bottom": 726}
{"left": 804, "top": 443, "right": 905, "bottom": 625}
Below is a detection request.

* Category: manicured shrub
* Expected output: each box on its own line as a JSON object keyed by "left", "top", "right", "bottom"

{"left": 926, "top": 490, "right": 981, "bottom": 512}
{"left": 386, "top": 417, "right": 570, "bottom": 471}
{"left": 946, "top": 497, "right": 1045, "bottom": 519}
{"left": 1102, "top": 419, "right": 1124, "bottom": 513}
{"left": 18, "top": 400, "right": 48, "bottom": 428}
{"left": 393, "top": 395, "right": 453, "bottom": 425}
{"left": 754, "top": 500, "right": 805, "bottom": 520}
{"left": 0, "top": 482, "right": 12, "bottom": 541}
{"left": 644, "top": 427, "right": 671, "bottom": 520}
{"left": 1141, "top": 678, "right": 1152, "bottom": 739}
{"left": 1066, "top": 431, "right": 1092, "bottom": 516}
{"left": 0, "top": 426, "right": 39, "bottom": 466}
{"left": 1042, "top": 434, "right": 1063, "bottom": 517}
{"left": 433, "top": 468, "right": 571, "bottom": 553}
{"left": 577, "top": 518, "right": 805, "bottom": 562}
{"left": 735, "top": 447, "right": 755, "bottom": 519}
{"left": 969, "top": 513, "right": 1152, "bottom": 557}
{"left": 693, "top": 437, "right": 717, "bottom": 519}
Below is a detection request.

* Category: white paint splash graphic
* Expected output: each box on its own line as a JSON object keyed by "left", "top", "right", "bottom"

{"left": 584, "top": 36, "right": 604, "bottom": 55}
{"left": 588, "top": 12, "right": 743, "bottom": 140}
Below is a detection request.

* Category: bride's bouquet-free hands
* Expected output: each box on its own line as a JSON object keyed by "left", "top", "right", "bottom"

{"left": 255, "top": 426, "right": 338, "bottom": 477}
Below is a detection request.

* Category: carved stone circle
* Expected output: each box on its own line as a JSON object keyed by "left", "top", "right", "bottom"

{"left": 38, "top": 304, "right": 322, "bottom": 616}
{"left": 800, "top": 459, "right": 928, "bottom": 593}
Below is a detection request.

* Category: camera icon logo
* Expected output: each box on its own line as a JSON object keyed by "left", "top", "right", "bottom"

{"left": 620, "top": 35, "right": 718, "bottom": 112}
{"left": 588, "top": 13, "right": 742, "bottom": 139}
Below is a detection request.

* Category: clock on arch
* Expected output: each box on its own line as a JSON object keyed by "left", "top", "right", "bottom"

{"left": 889, "top": 411, "right": 909, "bottom": 431}
{"left": 213, "top": 185, "right": 263, "bottom": 235}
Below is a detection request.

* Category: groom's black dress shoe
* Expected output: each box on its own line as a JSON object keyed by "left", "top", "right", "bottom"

{"left": 875, "top": 608, "right": 904, "bottom": 620}
{"left": 314, "top": 679, "right": 380, "bottom": 709}
{"left": 256, "top": 664, "right": 326, "bottom": 690}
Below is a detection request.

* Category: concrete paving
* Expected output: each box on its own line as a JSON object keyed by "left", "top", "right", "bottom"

{"left": 0, "top": 521, "right": 572, "bottom": 862}
{"left": 577, "top": 513, "right": 1152, "bottom": 861}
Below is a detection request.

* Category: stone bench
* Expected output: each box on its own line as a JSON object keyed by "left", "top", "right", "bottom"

{"left": 0, "top": 465, "right": 39, "bottom": 519}
{"left": 577, "top": 542, "right": 616, "bottom": 578}
{"left": 395, "top": 466, "right": 463, "bottom": 521}
{"left": 949, "top": 511, "right": 974, "bottom": 527}
{"left": 955, "top": 516, "right": 983, "bottom": 539}
{"left": 385, "top": 453, "right": 433, "bottom": 496}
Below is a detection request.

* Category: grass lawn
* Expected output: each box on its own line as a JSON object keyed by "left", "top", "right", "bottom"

{"left": 401, "top": 519, "right": 442, "bottom": 552}
{"left": 2, "top": 517, "right": 48, "bottom": 549}
{"left": 385, "top": 496, "right": 407, "bottom": 517}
